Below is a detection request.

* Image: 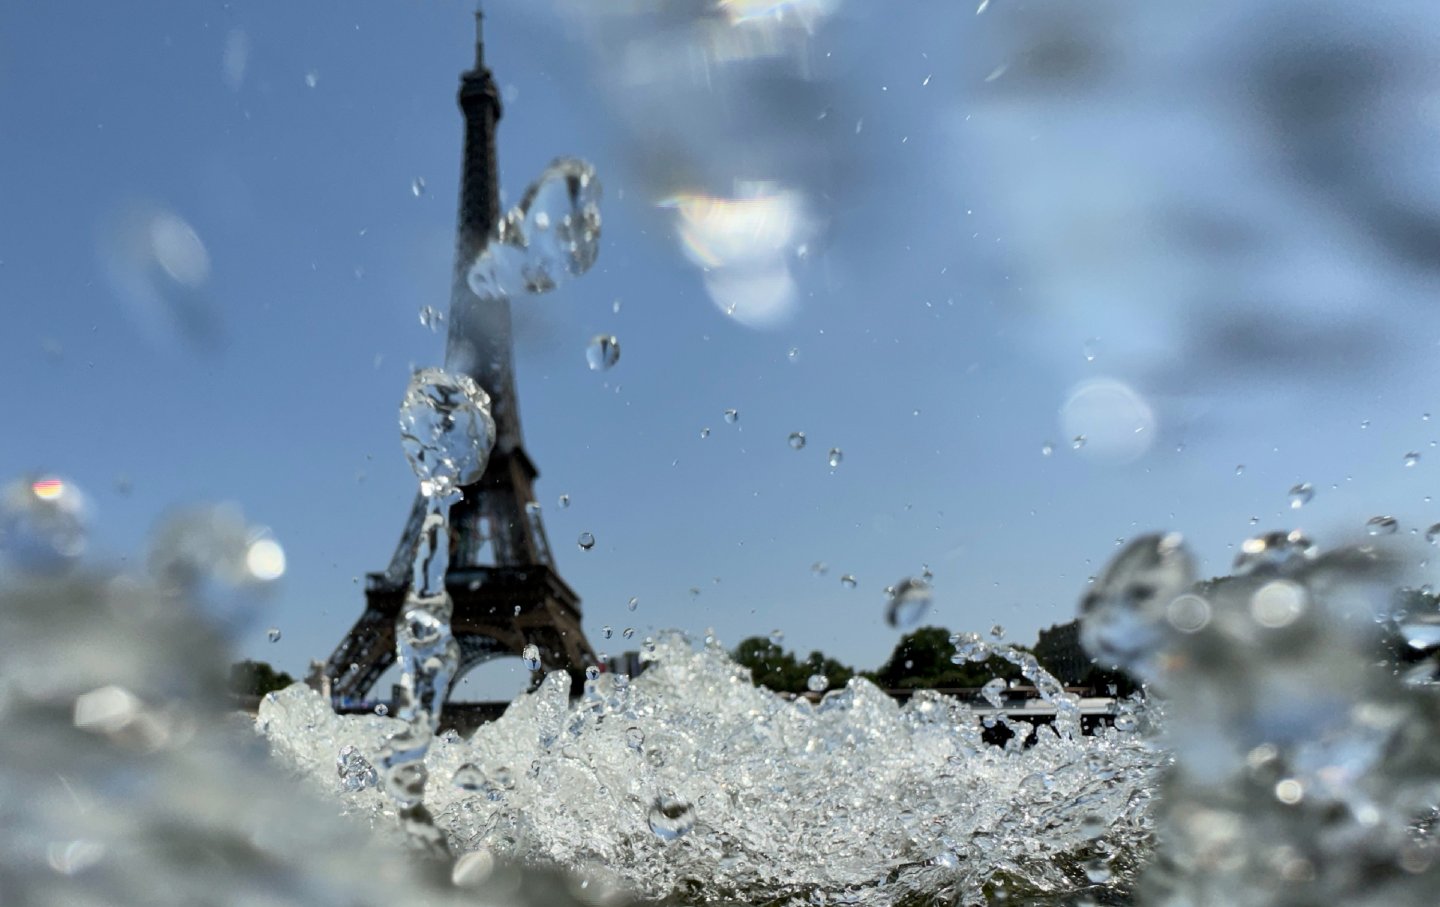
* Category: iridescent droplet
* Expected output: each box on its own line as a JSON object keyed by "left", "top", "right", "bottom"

{"left": 788, "top": 431, "right": 807, "bottom": 450}
{"left": 0, "top": 475, "right": 89, "bottom": 572}
{"left": 586, "top": 334, "right": 620, "bottom": 371}
{"left": 1367, "top": 515, "right": 1399, "bottom": 536}
{"left": 1288, "top": 483, "right": 1313, "bottom": 509}
{"left": 521, "top": 644, "right": 541, "bottom": 671}
{"left": 828, "top": 448, "right": 843, "bottom": 468}
{"left": 578, "top": 531, "right": 596, "bottom": 550}
{"left": 647, "top": 796, "right": 696, "bottom": 841}
{"left": 885, "top": 577, "right": 933, "bottom": 629}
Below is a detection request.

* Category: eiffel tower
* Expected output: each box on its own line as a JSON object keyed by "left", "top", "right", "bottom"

{"left": 323, "top": 12, "right": 595, "bottom": 706}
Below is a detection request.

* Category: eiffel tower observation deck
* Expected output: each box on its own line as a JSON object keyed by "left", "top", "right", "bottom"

{"left": 324, "top": 12, "right": 596, "bottom": 705}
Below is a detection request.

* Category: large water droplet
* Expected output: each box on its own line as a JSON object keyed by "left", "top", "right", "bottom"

{"left": 521, "top": 644, "right": 542, "bottom": 671}
{"left": 1079, "top": 533, "right": 1195, "bottom": 678}
{"left": 0, "top": 475, "right": 89, "bottom": 572}
{"left": 647, "top": 796, "right": 696, "bottom": 841}
{"left": 807, "top": 673, "right": 828, "bottom": 693}
{"left": 451, "top": 762, "right": 485, "bottom": 792}
{"left": 1367, "top": 515, "right": 1399, "bottom": 536}
{"left": 398, "top": 368, "right": 496, "bottom": 498}
{"left": 828, "top": 448, "right": 844, "bottom": 468}
{"left": 885, "top": 577, "right": 933, "bottom": 629}
{"left": 577, "top": 531, "right": 596, "bottom": 550}
{"left": 467, "top": 158, "right": 601, "bottom": 298}
{"left": 1288, "top": 483, "right": 1314, "bottom": 509}
{"left": 1233, "top": 530, "right": 1316, "bottom": 576}
{"left": 788, "top": 431, "right": 807, "bottom": 450}
{"left": 586, "top": 334, "right": 620, "bottom": 371}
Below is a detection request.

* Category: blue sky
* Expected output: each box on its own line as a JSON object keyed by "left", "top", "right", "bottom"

{"left": 4, "top": 0, "right": 1440, "bottom": 699}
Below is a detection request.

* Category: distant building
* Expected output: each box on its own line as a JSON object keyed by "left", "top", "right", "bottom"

{"left": 1033, "top": 620, "right": 1091, "bottom": 686}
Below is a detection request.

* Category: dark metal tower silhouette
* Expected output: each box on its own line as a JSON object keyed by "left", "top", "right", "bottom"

{"left": 324, "top": 12, "right": 595, "bottom": 705}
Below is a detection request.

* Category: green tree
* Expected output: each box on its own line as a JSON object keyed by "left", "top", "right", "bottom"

{"left": 732, "top": 637, "right": 855, "bottom": 694}
{"left": 229, "top": 659, "right": 295, "bottom": 697}
{"left": 869, "top": 626, "right": 1025, "bottom": 690}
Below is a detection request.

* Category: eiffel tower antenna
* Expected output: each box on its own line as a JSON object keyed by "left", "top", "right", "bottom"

{"left": 323, "top": 12, "right": 595, "bottom": 710}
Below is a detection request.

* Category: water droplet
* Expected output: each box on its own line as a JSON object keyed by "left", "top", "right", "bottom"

{"left": 788, "top": 431, "right": 807, "bottom": 450}
{"left": 521, "top": 644, "right": 541, "bottom": 671}
{"left": 266, "top": 626, "right": 281, "bottom": 643}
{"left": 0, "top": 475, "right": 89, "bottom": 572}
{"left": 769, "top": 629, "right": 784, "bottom": 643}
{"left": 623, "top": 627, "right": 635, "bottom": 638}
{"left": 1078, "top": 533, "right": 1195, "bottom": 678}
{"left": 373, "top": 702, "right": 389, "bottom": 717}
{"left": 1083, "top": 858, "right": 1113, "bottom": 883}
{"left": 585, "top": 665, "right": 601, "bottom": 681}
{"left": 841, "top": 574, "right": 857, "bottom": 589}
{"left": 336, "top": 745, "right": 378, "bottom": 792}
{"left": 627, "top": 596, "right": 639, "bottom": 611}
{"left": 1427, "top": 523, "right": 1440, "bottom": 546}
{"left": 467, "top": 158, "right": 601, "bottom": 298}
{"left": 885, "top": 577, "right": 933, "bottom": 629}
{"left": 558, "top": 494, "right": 571, "bottom": 509}
{"left": 647, "top": 796, "right": 696, "bottom": 841}
{"left": 452, "top": 762, "right": 485, "bottom": 792}
{"left": 811, "top": 561, "right": 829, "bottom": 576}
{"left": 1250, "top": 579, "right": 1307, "bottom": 628}
{"left": 1041, "top": 441, "right": 1054, "bottom": 457}
{"left": 399, "top": 368, "right": 496, "bottom": 498}
{"left": 723, "top": 408, "right": 739, "bottom": 424}
{"left": 787, "top": 347, "right": 800, "bottom": 362}
{"left": 1082, "top": 337, "right": 1100, "bottom": 362}
{"left": 1235, "top": 464, "right": 1245, "bottom": 476}
{"left": 807, "top": 673, "right": 828, "bottom": 693}
{"left": 1406, "top": 451, "right": 1421, "bottom": 468}
{"left": 1072, "top": 435, "right": 1086, "bottom": 450}
{"left": 980, "top": 677, "right": 1006, "bottom": 708}
{"left": 585, "top": 334, "right": 620, "bottom": 371}
{"left": 601, "top": 625, "right": 612, "bottom": 639}
{"left": 1234, "top": 530, "right": 1315, "bottom": 576}
{"left": 989, "top": 624, "right": 1006, "bottom": 640}
{"left": 1288, "top": 483, "right": 1314, "bottom": 509}
{"left": 1367, "top": 515, "right": 1399, "bottom": 536}
{"left": 1113, "top": 712, "right": 1138, "bottom": 733}
{"left": 828, "top": 448, "right": 844, "bottom": 468}
{"left": 411, "top": 177, "right": 426, "bottom": 197}
{"left": 699, "top": 427, "right": 711, "bottom": 439}
{"left": 304, "top": 70, "right": 319, "bottom": 88}
{"left": 418, "top": 305, "right": 444, "bottom": 332}
{"left": 625, "top": 727, "right": 645, "bottom": 750}
{"left": 1361, "top": 419, "right": 1371, "bottom": 429}
{"left": 577, "top": 531, "right": 596, "bottom": 550}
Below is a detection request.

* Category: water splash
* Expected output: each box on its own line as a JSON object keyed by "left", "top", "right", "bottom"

{"left": 467, "top": 158, "right": 601, "bottom": 299}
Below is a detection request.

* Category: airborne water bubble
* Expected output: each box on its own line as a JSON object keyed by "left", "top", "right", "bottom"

{"left": 585, "top": 334, "right": 620, "bottom": 371}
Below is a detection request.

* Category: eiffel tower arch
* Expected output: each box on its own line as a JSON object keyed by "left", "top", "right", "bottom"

{"left": 324, "top": 12, "right": 596, "bottom": 707}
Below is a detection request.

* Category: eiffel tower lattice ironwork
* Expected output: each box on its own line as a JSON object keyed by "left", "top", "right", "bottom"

{"left": 323, "top": 13, "right": 596, "bottom": 706}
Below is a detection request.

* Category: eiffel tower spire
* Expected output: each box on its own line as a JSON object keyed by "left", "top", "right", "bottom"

{"left": 324, "top": 14, "right": 595, "bottom": 709}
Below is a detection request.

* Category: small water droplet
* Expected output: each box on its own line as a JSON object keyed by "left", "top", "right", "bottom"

{"left": 1072, "top": 435, "right": 1086, "bottom": 450}
{"left": 585, "top": 334, "right": 620, "bottom": 371}
{"left": 337, "top": 745, "right": 378, "bottom": 792}
{"left": 1235, "top": 464, "right": 1245, "bottom": 476}
{"left": 1361, "top": 419, "right": 1371, "bottom": 429}
{"left": 585, "top": 665, "right": 600, "bottom": 681}
{"left": 1427, "top": 523, "right": 1440, "bottom": 546}
{"left": 304, "top": 70, "right": 319, "bottom": 88}
{"left": 769, "top": 629, "right": 784, "bottom": 644}
{"left": 885, "top": 577, "right": 933, "bottom": 628}
{"left": 558, "top": 494, "right": 571, "bottom": 509}
{"left": 788, "top": 431, "right": 807, "bottom": 450}
{"left": 1288, "top": 483, "right": 1314, "bottom": 509}
{"left": 841, "top": 574, "right": 857, "bottom": 589}
{"left": 828, "top": 448, "right": 844, "bottom": 468}
{"left": 418, "top": 305, "right": 444, "bottom": 332}
{"left": 1083, "top": 858, "right": 1113, "bottom": 883}
{"left": 699, "top": 427, "right": 711, "bottom": 439}
{"left": 1367, "top": 515, "right": 1399, "bottom": 536}
{"left": 647, "top": 796, "right": 696, "bottom": 841}
{"left": 452, "top": 762, "right": 485, "bottom": 792}
{"left": 411, "top": 177, "right": 426, "bottom": 197}
{"left": 811, "top": 561, "right": 829, "bottom": 576}
{"left": 1113, "top": 712, "right": 1138, "bottom": 733}
{"left": 625, "top": 727, "right": 645, "bottom": 750}
{"left": 601, "top": 625, "right": 612, "bottom": 639}
{"left": 1082, "top": 337, "right": 1100, "bottom": 362}
{"left": 787, "top": 347, "right": 800, "bottom": 363}
{"left": 1406, "top": 451, "right": 1421, "bottom": 467}
{"left": 807, "top": 673, "right": 828, "bottom": 692}
{"left": 373, "top": 702, "right": 389, "bottom": 717}
{"left": 521, "top": 644, "right": 541, "bottom": 671}
{"left": 627, "top": 596, "right": 639, "bottom": 611}
{"left": 623, "top": 627, "right": 635, "bottom": 638}
{"left": 723, "top": 408, "right": 739, "bottom": 424}
{"left": 577, "top": 531, "right": 596, "bottom": 550}
{"left": 1041, "top": 441, "right": 1054, "bottom": 457}
{"left": 266, "top": 626, "right": 281, "bottom": 643}
{"left": 989, "top": 624, "right": 1005, "bottom": 640}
